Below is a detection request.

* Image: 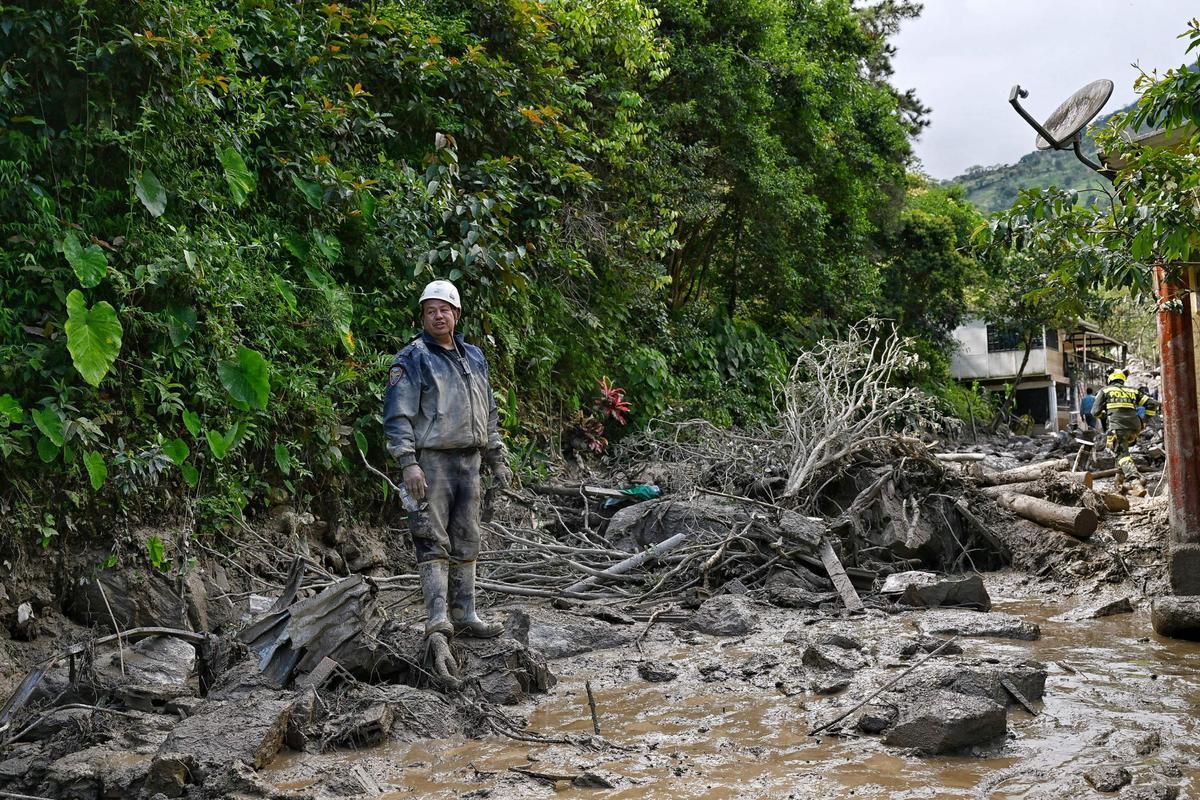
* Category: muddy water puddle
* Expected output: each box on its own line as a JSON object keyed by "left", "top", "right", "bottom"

{"left": 267, "top": 599, "right": 1200, "bottom": 799}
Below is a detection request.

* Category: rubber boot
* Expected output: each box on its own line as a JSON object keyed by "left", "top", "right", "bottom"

{"left": 1113, "top": 469, "right": 1126, "bottom": 495}
{"left": 1129, "top": 478, "right": 1148, "bottom": 498}
{"left": 449, "top": 561, "right": 502, "bottom": 638}
{"left": 419, "top": 560, "right": 453, "bottom": 637}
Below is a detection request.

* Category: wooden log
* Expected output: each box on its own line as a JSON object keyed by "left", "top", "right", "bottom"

{"left": 564, "top": 531, "right": 690, "bottom": 594}
{"left": 1100, "top": 492, "right": 1131, "bottom": 512}
{"left": 1089, "top": 468, "right": 1118, "bottom": 479}
{"left": 980, "top": 471, "right": 1093, "bottom": 499}
{"left": 993, "top": 492, "right": 1098, "bottom": 539}
{"left": 818, "top": 537, "right": 864, "bottom": 613}
{"left": 531, "top": 484, "right": 625, "bottom": 499}
{"left": 981, "top": 458, "right": 1072, "bottom": 487}
{"left": 933, "top": 452, "right": 986, "bottom": 462}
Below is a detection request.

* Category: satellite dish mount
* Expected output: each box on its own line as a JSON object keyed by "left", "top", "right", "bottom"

{"left": 1008, "top": 79, "right": 1114, "bottom": 177}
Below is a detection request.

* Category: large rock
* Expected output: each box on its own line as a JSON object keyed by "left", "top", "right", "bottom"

{"left": 456, "top": 635, "right": 557, "bottom": 704}
{"left": 146, "top": 691, "right": 293, "bottom": 796}
{"left": 917, "top": 659, "right": 1047, "bottom": 708}
{"left": 1085, "top": 766, "right": 1132, "bottom": 792}
{"left": 882, "top": 571, "right": 991, "bottom": 611}
{"left": 686, "top": 595, "right": 759, "bottom": 637}
{"left": 883, "top": 689, "right": 1007, "bottom": 754}
{"left": 917, "top": 609, "right": 1040, "bottom": 641}
{"left": 94, "top": 635, "right": 196, "bottom": 686}
{"left": 504, "top": 608, "right": 631, "bottom": 659}
{"left": 68, "top": 566, "right": 188, "bottom": 631}
{"left": 1151, "top": 596, "right": 1200, "bottom": 641}
{"left": 44, "top": 745, "right": 153, "bottom": 800}
{"left": 1051, "top": 596, "right": 1134, "bottom": 622}
{"left": 606, "top": 497, "right": 749, "bottom": 552}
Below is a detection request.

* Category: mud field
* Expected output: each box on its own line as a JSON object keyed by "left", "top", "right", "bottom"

{"left": 1, "top": 437, "right": 1198, "bottom": 800}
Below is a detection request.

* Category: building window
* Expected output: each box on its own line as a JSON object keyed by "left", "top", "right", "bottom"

{"left": 987, "top": 326, "right": 1044, "bottom": 353}
{"left": 1045, "top": 328, "right": 1059, "bottom": 350}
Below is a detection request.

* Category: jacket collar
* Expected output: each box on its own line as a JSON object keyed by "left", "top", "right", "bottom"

{"left": 420, "top": 331, "right": 465, "bottom": 353}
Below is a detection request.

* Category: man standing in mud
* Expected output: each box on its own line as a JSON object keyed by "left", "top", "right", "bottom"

{"left": 1094, "top": 369, "right": 1150, "bottom": 497}
{"left": 383, "top": 280, "right": 512, "bottom": 639}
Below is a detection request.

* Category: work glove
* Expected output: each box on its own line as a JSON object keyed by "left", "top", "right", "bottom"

{"left": 491, "top": 462, "right": 513, "bottom": 490}
{"left": 402, "top": 464, "right": 427, "bottom": 501}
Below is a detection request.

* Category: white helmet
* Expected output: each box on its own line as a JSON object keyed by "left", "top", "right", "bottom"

{"left": 419, "top": 280, "right": 460, "bottom": 310}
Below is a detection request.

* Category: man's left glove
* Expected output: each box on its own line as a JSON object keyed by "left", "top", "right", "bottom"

{"left": 485, "top": 450, "right": 512, "bottom": 489}
{"left": 491, "top": 462, "right": 513, "bottom": 490}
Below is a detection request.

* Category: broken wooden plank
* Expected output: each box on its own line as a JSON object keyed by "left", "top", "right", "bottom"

{"left": 1001, "top": 676, "right": 1040, "bottom": 716}
{"left": 531, "top": 484, "right": 626, "bottom": 499}
{"left": 818, "top": 537, "right": 863, "bottom": 613}
{"left": 993, "top": 492, "right": 1097, "bottom": 539}
{"left": 933, "top": 452, "right": 986, "bottom": 462}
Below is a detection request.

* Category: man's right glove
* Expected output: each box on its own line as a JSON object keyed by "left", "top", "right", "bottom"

{"left": 402, "top": 464, "right": 427, "bottom": 501}
{"left": 491, "top": 462, "right": 513, "bottom": 490}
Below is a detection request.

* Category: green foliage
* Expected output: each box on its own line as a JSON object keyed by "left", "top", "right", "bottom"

{"left": 0, "top": 0, "right": 953, "bottom": 540}
{"left": 64, "top": 291, "right": 123, "bottom": 387}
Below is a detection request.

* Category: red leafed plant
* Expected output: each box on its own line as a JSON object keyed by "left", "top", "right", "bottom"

{"left": 594, "top": 376, "right": 631, "bottom": 425}
{"left": 570, "top": 410, "right": 609, "bottom": 454}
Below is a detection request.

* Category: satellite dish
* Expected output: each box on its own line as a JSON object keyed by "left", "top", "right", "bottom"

{"left": 1008, "top": 79, "right": 1115, "bottom": 178}
{"left": 1034, "top": 79, "right": 1114, "bottom": 150}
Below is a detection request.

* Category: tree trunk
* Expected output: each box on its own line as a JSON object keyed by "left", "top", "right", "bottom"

{"left": 993, "top": 492, "right": 1097, "bottom": 539}
{"left": 989, "top": 330, "right": 1037, "bottom": 433}
{"left": 980, "top": 457, "right": 1071, "bottom": 486}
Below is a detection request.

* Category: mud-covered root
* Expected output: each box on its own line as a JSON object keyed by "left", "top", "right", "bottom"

{"left": 424, "top": 632, "right": 460, "bottom": 689}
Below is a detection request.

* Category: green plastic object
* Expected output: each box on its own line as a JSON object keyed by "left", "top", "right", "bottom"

{"left": 620, "top": 484, "right": 661, "bottom": 501}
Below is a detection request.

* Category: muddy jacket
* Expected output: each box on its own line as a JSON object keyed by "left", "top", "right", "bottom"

{"left": 1094, "top": 382, "right": 1148, "bottom": 432}
{"left": 383, "top": 332, "right": 505, "bottom": 469}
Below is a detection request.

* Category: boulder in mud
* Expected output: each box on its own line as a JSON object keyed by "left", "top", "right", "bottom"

{"left": 916, "top": 609, "right": 1040, "bottom": 641}
{"left": 638, "top": 660, "right": 679, "bottom": 683}
{"left": 856, "top": 703, "right": 898, "bottom": 734}
{"left": 686, "top": 594, "right": 758, "bottom": 637}
{"left": 44, "top": 745, "right": 152, "bottom": 800}
{"left": 1151, "top": 596, "right": 1200, "bottom": 641}
{"left": 918, "top": 659, "right": 1047, "bottom": 708}
{"left": 882, "top": 571, "right": 991, "bottom": 611}
{"left": 1085, "top": 765, "right": 1132, "bottom": 792}
{"left": 504, "top": 608, "right": 631, "bottom": 659}
{"left": 1119, "top": 785, "right": 1180, "bottom": 800}
{"left": 68, "top": 566, "right": 188, "bottom": 632}
{"left": 607, "top": 497, "right": 748, "bottom": 552}
{"left": 883, "top": 688, "right": 1006, "bottom": 754}
{"left": 146, "top": 691, "right": 293, "bottom": 795}
{"left": 767, "top": 585, "right": 838, "bottom": 609}
{"left": 94, "top": 635, "right": 196, "bottom": 687}
{"left": 1051, "top": 596, "right": 1134, "bottom": 622}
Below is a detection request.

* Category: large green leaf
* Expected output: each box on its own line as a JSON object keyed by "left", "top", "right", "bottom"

{"left": 220, "top": 146, "right": 256, "bottom": 206}
{"left": 313, "top": 230, "right": 341, "bottom": 262}
{"left": 82, "top": 450, "right": 107, "bottom": 490}
{"left": 37, "top": 437, "right": 59, "bottom": 463}
{"left": 217, "top": 346, "right": 270, "bottom": 410}
{"left": 326, "top": 284, "right": 355, "bottom": 354}
{"left": 135, "top": 169, "right": 168, "bottom": 217}
{"left": 274, "top": 443, "right": 292, "bottom": 476}
{"left": 166, "top": 306, "right": 197, "bottom": 347}
{"left": 273, "top": 275, "right": 298, "bottom": 314}
{"left": 0, "top": 394, "right": 23, "bottom": 427}
{"left": 162, "top": 437, "right": 189, "bottom": 466}
{"left": 31, "top": 407, "right": 64, "bottom": 446}
{"left": 180, "top": 463, "right": 199, "bottom": 487}
{"left": 291, "top": 174, "right": 323, "bottom": 208}
{"left": 205, "top": 427, "right": 237, "bottom": 459}
{"left": 182, "top": 410, "right": 202, "bottom": 437}
{"left": 64, "top": 290, "right": 123, "bottom": 386}
{"left": 62, "top": 234, "right": 108, "bottom": 288}
{"left": 282, "top": 233, "right": 309, "bottom": 261}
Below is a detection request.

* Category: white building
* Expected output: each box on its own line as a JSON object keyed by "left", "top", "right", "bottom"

{"left": 950, "top": 318, "right": 1125, "bottom": 431}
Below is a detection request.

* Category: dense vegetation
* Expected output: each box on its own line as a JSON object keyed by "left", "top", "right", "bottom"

{"left": 0, "top": 0, "right": 986, "bottom": 543}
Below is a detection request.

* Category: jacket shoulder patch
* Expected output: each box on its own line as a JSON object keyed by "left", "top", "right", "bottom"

{"left": 388, "top": 365, "right": 406, "bottom": 386}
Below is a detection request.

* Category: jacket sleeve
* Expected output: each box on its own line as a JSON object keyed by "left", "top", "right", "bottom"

{"left": 1093, "top": 388, "right": 1108, "bottom": 418}
{"left": 383, "top": 355, "right": 421, "bottom": 468}
{"left": 482, "top": 361, "right": 508, "bottom": 468}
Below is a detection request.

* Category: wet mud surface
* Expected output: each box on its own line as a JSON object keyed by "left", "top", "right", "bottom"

{"left": 263, "top": 583, "right": 1200, "bottom": 799}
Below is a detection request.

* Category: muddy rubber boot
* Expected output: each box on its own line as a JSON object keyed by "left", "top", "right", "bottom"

{"left": 449, "top": 561, "right": 502, "bottom": 638}
{"left": 1113, "top": 470, "right": 1126, "bottom": 495}
{"left": 419, "top": 560, "right": 453, "bottom": 637}
{"left": 1129, "top": 477, "right": 1148, "bottom": 498}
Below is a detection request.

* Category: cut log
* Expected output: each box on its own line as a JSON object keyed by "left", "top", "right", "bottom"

{"left": 980, "top": 458, "right": 1071, "bottom": 487}
{"left": 531, "top": 484, "right": 626, "bottom": 499}
{"left": 1089, "top": 468, "right": 1118, "bottom": 479}
{"left": 1100, "top": 492, "right": 1130, "bottom": 512}
{"left": 818, "top": 537, "right": 864, "bottom": 614}
{"left": 980, "top": 471, "right": 1093, "bottom": 498}
{"left": 993, "top": 492, "right": 1097, "bottom": 539}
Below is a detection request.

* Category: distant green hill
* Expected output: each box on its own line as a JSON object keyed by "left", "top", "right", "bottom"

{"left": 947, "top": 99, "right": 1137, "bottom": 215}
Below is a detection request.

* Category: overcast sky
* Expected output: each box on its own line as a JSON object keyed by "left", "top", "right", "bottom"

{"left": 890, "top": 1, "right": 1197, "bottom": 179}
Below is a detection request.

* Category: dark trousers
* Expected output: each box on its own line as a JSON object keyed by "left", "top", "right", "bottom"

{"left": 411, "top": 449, "right": 482, "bottom": 565}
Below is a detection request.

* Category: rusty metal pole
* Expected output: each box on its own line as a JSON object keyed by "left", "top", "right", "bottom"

{"left": 1155, "top": 263, "right": 1200, "bottom": 594}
